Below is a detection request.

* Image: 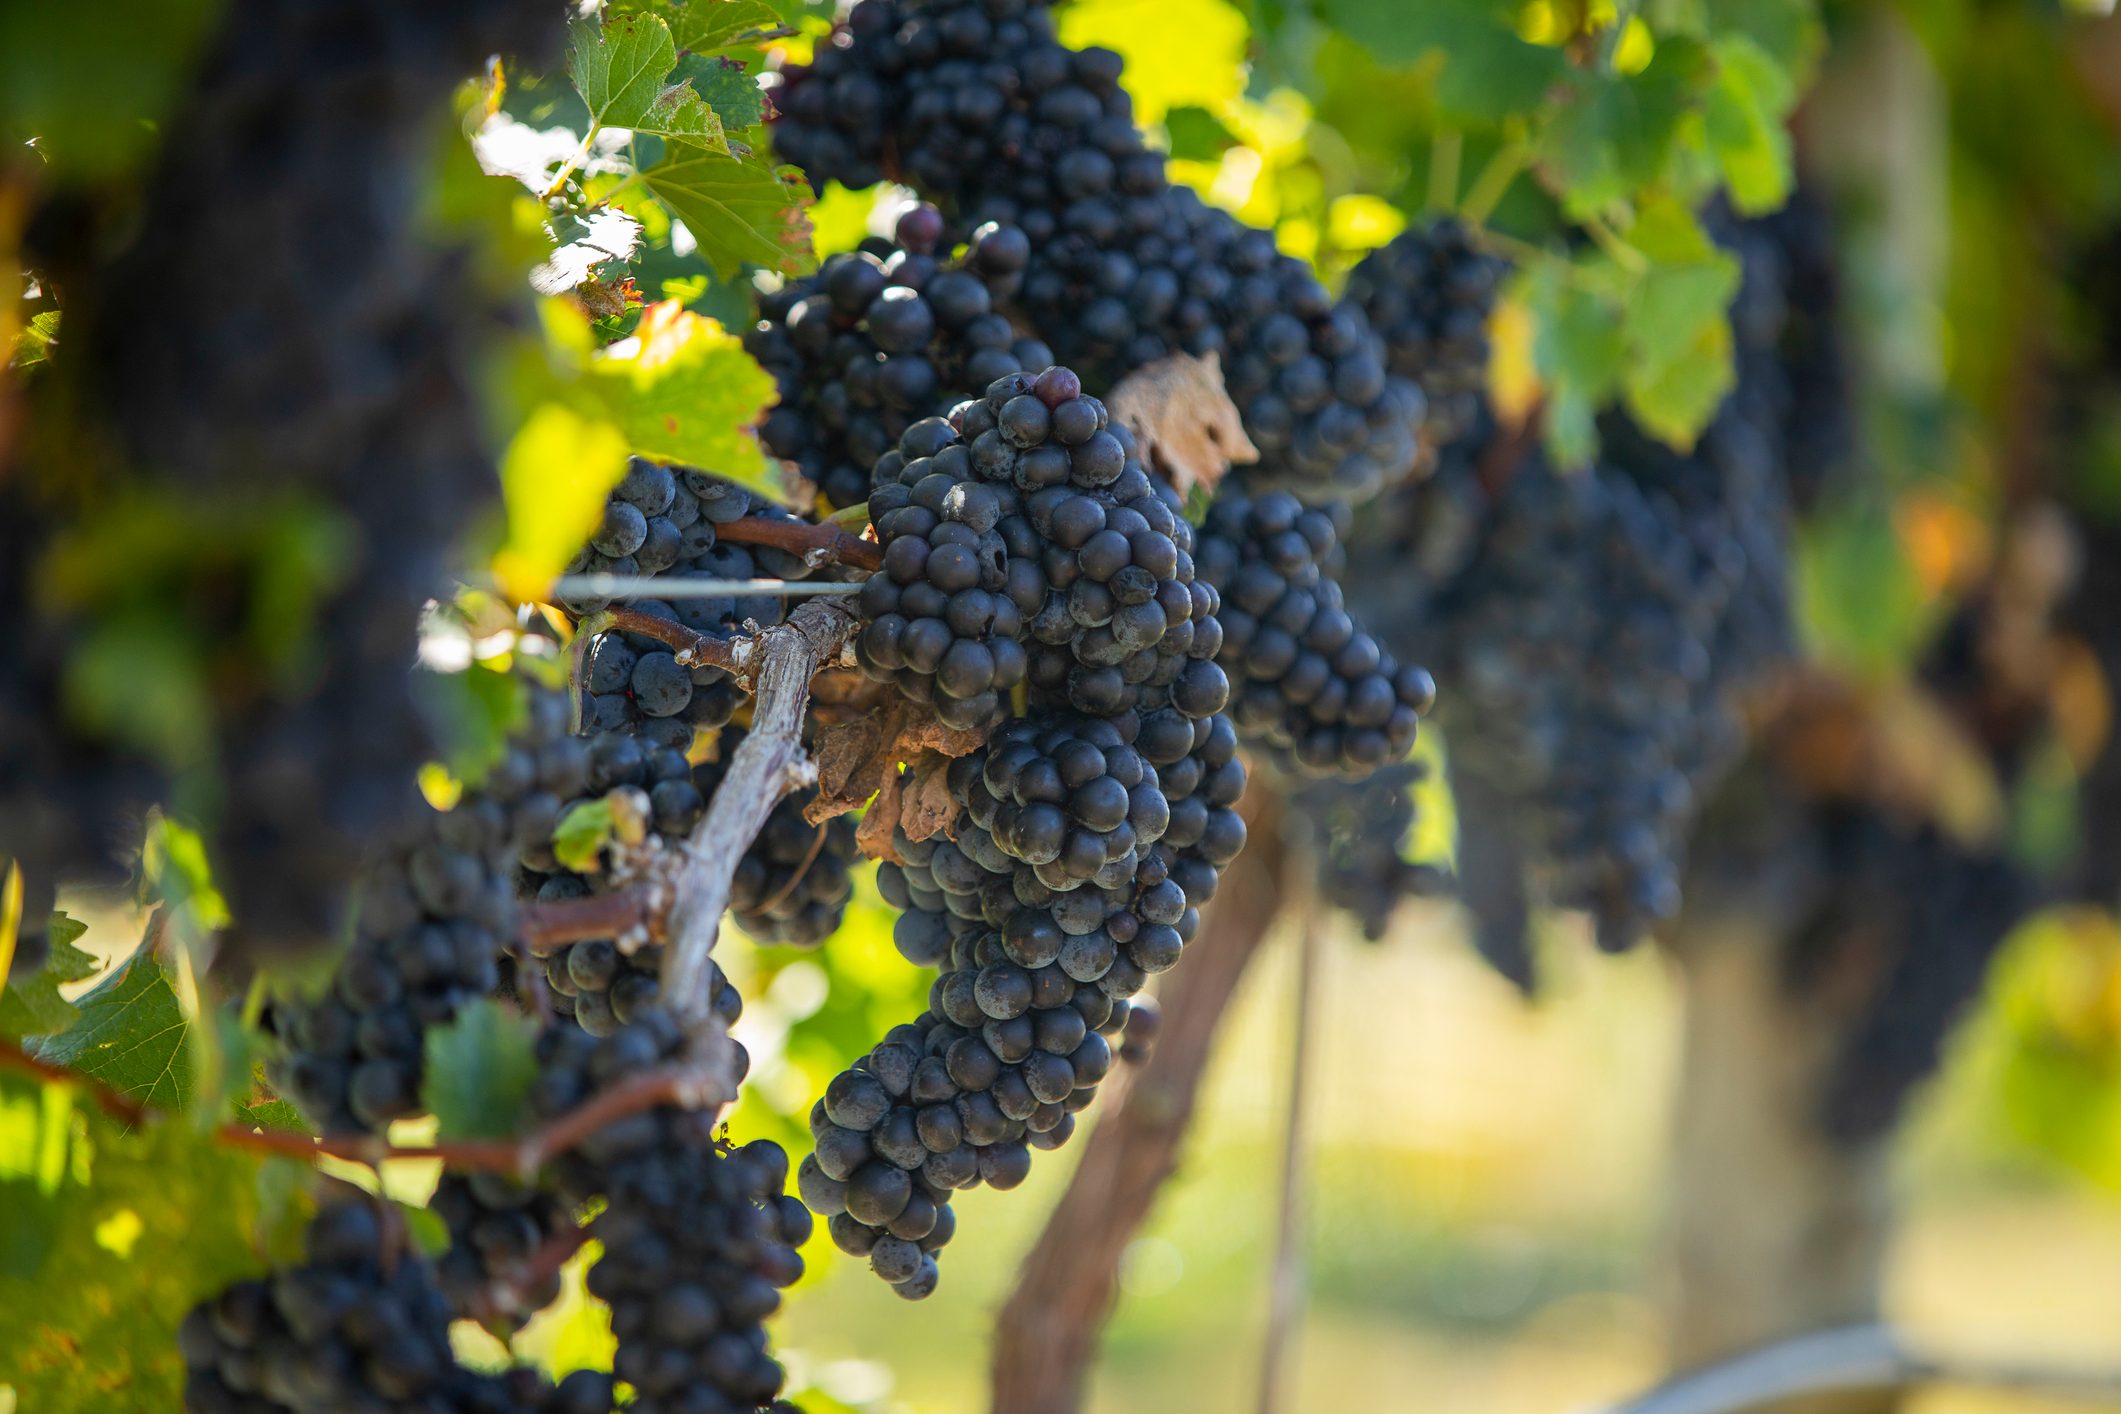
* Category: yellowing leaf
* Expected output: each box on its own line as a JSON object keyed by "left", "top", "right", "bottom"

{"left": 494, "top": 404, "right": 631, "bottom": 603}
{"left": 1056, "top": 0, "right": 1249, "bottom": 126}
{"left": 1488, "top": 292, "right": 1541, "bottom": 432}
{"left": 586, "top": 301, "right": 780, "bottom": 497}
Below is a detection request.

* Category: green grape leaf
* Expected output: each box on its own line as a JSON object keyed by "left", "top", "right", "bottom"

{"left": 534, "top": 208, "right": 646, "bottom": 297}
{"left": 1539, "top": 40, "right": 1712, "bottom": 216}
{"left": 1163, "top": 105, "right": 1240, "bottom": 163}
{"left": 28, "top": 941, "right": 191, "bottom": 1111}
{"left": 0, "top": 1076, "right": 301, "bottom": 1407}
{"left": 401, "top": 1202, "right": 452, "bottom": 1258}
{"left": 1702, "top": 35, "right": 1796, "bottom": 215}
{"left": 671, "top": 52, "right": 766, "bottom": 134}
{"left": 642, "top": 143, "right": 817, "bottom": 279}
{"left": 553, "top": 798, "right": 622, "bottom": 875}
{"left": 423, "top": 1000, "right": 541, "bottom": 1142}
{"left": 806, "top": 181, "right": 883, "bottom": 260}
{"left": 1320, "top": 0, "right": 1568, "bottom": 123}
{"left": 492, "top": 401, "right": 633, "bottom": 604}
{"left": 1622, "top": 304, "right": 1734, "bottom": 447}
{"left": 0, "top": 918, "right": 98, "bottom": 1040}
{"left": 1614, "top": 199, "right": 1741, "bottom": 444}
{"left": 1704, "top": 0, "right": 1823, "bottom": 86}
{"left": 0, "top": 928, "right": 93, "bottom": 1038}
{"left": 611, "top": 0, "right": 788, "bottom": 56}
{"left": 568, "top": 13, "right": 730, "bottom": 151}
{"left": 584, "top": 300, "right": 781, "bottom": 494}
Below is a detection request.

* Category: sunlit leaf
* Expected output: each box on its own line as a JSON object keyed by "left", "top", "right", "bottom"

{"left": 493, "top": 403, "right": 632, "bottom": 604}
{"left": 533, "top": 208, "right": 645, "bottom": 296}
{"left": 612, "top": 0, "right": 788, "bottom": 56}
{"left": 671, "top": 51, "right": 766, "bottom": 133}
{"left": 29, "top": 942, "right": 191, "bottom": 1111}
{"left": 553, "top": 797, "right": 621, "bottom": 875}
{"left": 569, "top": 13, "right": 730, "bottom": 150}
{"left": 643, "top": 143, "right": 816, "bottom": 279}
{"left": 9, "top": 311, "right": 60, "bottom": 370}
{"left": 0, "top": 1077, "right": 301, "bottom": 1407}
{"left": 584, "top": 301, "right": 781, "bottom": 494}
{"left": 1057, "top": 0, "right": 1250, "bottom": 126}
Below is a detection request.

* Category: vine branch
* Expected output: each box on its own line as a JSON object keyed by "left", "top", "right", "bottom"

{"left": 990, "top": 798, "right": 1285, "bottom": 1414}
{"left": 660, "top": 597, "right": 861, "bottom": 1031}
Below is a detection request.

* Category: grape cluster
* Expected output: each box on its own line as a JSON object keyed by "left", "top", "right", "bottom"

{"left": 1195, "top": 488, "right": 1434, "bottom": 776}
{"left": 770, "top": 0, "right": 1426, "bottom": 499}
{"left": 1335, "top": 214, "right": 1802, "bottom": 954}
{"left": 1342, "top": 218, "right": 1509, "bottom": 446}
{"left": 806, "top": 695, "right": 1246, "bottom": 1294}
{"left": 534, "top": 1011, "right": 810, "bottom": 1413}
{"left": 274, "top": 689, "right": 586, "bottom": 1133}
{"left": 179, "top": 1198, "right": 615, "bottom": 1414}
{"left": 858, "top": 367, "right": 1229, "bottom": 731}
{"left": 748, "top": 207, "right": 1048, "bottom": 509}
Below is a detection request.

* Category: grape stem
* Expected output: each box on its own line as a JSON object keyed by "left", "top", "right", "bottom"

{"left": 659, "top": 597, "right": 861, "bottom": 1036}
{"left": 0, "top": 1036, "right": 706, "bottom": 1178}
{"left": 518, "top": 888, "right": 662, "bottom": 955}
{"left": 714, "top": 514, "right": 883, "bottom": 572}
{"left": 599, "top": 606, "right": 744, "bottom": 672}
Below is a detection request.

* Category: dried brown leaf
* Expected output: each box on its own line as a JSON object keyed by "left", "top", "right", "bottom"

{"left": 1105, "top": 351, "right": 1258, "bottom": 499}
{"left": 854, "top": 767, "right": 905, "bottom": 862}
{"left": 806, "top": 699, "right": 986, "bottom": 836}
{"left": 898, "top": 752, "right": 962, "bottom": 843}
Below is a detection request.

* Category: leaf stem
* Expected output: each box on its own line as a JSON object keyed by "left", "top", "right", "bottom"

{"left": 1428, "top": 130, "right": 1464, "bottom": 215}
{"left": 540, "top": 124, "right": 604, "bottom": 203}
{"left": 1582, "top": 211, "right": 1648, "bottom": 274}
{"left": 1459, "top": 134, "right": 1529, "bottom": 227}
